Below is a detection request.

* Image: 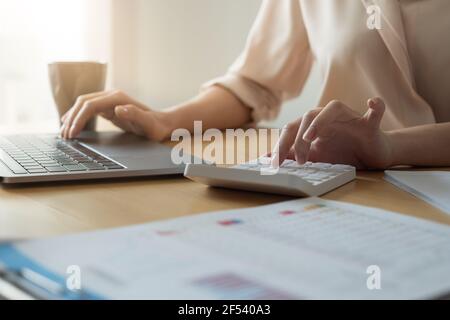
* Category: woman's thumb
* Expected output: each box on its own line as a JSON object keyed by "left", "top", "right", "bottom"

{"left": 115, "top": 105, "right": 145, "bottom": 123}
{"left": 365, "top": 97, "right": 386, "bottom": 128}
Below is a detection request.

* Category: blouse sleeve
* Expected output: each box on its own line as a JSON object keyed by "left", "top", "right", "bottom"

{"left": 202, "top": 0, "right": 313, "bottom": 123}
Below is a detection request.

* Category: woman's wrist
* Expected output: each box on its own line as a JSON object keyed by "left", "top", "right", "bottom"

{"left": 152, "top": 87, "right": 253, "bottom": 142}
{"left": 384, "top": 130, "right": 406, "bottom": 168}
{"left": 157, "top": 100, "right": 200, "bottom": 140}
{"left": 153, "top": 109, "right": 179, "bottom": 141}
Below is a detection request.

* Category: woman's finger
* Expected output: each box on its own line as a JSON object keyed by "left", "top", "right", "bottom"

{"left": 364, "top": 97, "right": 386, "bottom": 129}
{"left": 60, "top": 121, "right": 68, "bottom": 138}
{"left": 62, "top": 91, "right": 109, "bottom": 139}
{"left": 285, "top": 147, "right": 296, "bottom": 160}
{"left": 303, "top": 100, "right": 349, "bottom": 143}
{"left": 61, "top": 91, "right": 106, "bottom": 121}
{"left": 109, "top": 112, "right": 136, "bottom": 134}
{"left": 293, "top": 109, "right": 321, "bottom": 164}
{"left": 115, "top": 104, "right": 154, "bottom": 138}
{"left": 68, "top": 91, "right": 127, "bottom": 138}
{"left": 270, "top": 118, "right": 301, "bottom": 167}
{"left": 61, "top": 112, "right": 69, "bottom": 123}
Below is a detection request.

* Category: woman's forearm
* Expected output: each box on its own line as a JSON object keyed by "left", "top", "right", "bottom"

{"left": 387, "top": 123, "right": 450, "bottom": 167}
{"left": 162, "top": 86, "right": 252, "bottom": 137}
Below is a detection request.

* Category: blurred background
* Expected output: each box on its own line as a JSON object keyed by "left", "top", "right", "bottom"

{"left": 0, "top": 0, "right": 321, "bottom": 134}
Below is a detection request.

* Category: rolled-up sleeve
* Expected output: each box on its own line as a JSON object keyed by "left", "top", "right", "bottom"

{"left": 202, "top": 0, "right": 313, "bottom": 123}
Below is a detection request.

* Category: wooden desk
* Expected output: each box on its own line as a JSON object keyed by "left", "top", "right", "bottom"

{"left": 1, "top": 131, "right": 449, "bottom": 241}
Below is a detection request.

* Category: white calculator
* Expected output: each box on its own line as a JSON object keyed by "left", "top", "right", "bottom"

{"left": 184, "top": 157, "right": 356, "bottom": 197}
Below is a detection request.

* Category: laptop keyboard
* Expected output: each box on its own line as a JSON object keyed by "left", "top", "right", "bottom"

{"left": 0, "top": 136, "right": 125, "bottom": 175}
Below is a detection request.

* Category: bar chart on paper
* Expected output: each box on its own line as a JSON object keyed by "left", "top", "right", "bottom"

{"left": 0, "top": 198, "right": 450, "bottom": 299}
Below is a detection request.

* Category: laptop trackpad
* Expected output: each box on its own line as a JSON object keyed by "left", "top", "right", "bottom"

{"left": 77, "top": 131, "right": 179, "bottom": 169}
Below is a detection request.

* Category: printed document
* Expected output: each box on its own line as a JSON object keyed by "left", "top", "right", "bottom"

{"left": 1, "top": 198, "right": 449, "bottom": 299}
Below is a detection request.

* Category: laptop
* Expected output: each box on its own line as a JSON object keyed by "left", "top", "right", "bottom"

{"left": 0, "top": 131, "right": 184, "bottom": 184}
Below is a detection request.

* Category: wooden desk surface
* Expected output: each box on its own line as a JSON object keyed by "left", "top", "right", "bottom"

{"left": 1, "top": 130, "right": 449, "bottom": 241}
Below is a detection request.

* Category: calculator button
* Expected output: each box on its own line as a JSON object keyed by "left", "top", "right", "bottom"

{"left": 331, "top": 164, "right": 354, "bottom": 171}
{"left": 258, "top": 157, "right": 272, "bottom": 165}
{"left": 311, "top": 163, "right": 332, "bottom": 169}
{"left": 282, "top": 160, "right": 296, "bottom": 167}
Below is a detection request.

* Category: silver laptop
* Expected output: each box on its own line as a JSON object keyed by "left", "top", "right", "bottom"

{"left": 0, "top": 131, "right": 184, "bottom": 184}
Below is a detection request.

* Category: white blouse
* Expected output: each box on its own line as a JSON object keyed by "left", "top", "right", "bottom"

{"left": 400, "top": 0, "right": 450, "bottom": 123}
{"left": 203, "top": 0, "right": 449, "bottom": 130}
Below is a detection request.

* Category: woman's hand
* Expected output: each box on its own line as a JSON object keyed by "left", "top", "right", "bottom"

{"left": 271, "top": 98, "right": 393, "bottom": 170}
{"left": 60, "top": 90, "right": 172, "bottom": 141}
